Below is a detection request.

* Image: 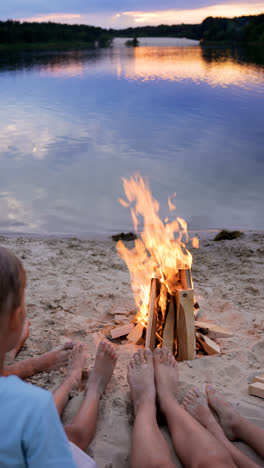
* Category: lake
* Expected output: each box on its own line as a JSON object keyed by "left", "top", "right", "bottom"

{"left": 0, "top": 38, "right": 264, "bottom": 237}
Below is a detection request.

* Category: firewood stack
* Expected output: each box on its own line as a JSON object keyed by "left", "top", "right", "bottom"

{"left": 109, "top": 268, "right": 232, "bottom": 361}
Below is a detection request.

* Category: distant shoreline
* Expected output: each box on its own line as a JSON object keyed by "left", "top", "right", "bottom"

{"left": 0, "top": 38, "right": 262, "bottom": 53}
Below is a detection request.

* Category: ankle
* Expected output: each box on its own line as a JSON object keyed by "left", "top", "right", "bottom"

{"left": 158, "top": 392, "right": 178, "bottom": 413}
{"left": 134, "top": 398, "right": 156, "bottom": 417}
{"left": 231, "top": 413, "right": 243, "bottom": 439}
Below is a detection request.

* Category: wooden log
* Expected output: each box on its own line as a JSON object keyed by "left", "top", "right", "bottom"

{"left": 195, "top": 321, "right": 233, "bottom": 339}
{"left": 179, "top": 269, "right": 193, "bottom": 289}
{"left": 253, "top": 375, "right": 264, "bottom": 385}
{"left": 110, "top": 323, "right": 134, "bottom": 339}
{"left": 196, "top": 332, "right": 220, "bottom": 355}
{"left": 249, "top": 382, "right": 264, "bottom": 399}
{"left": 127, "top": 322, "right": 145, "bottom": 344}
{"left": 162, "top": 298, "right": 175, "bottom": 352}
{"left": 145, "top": 278, "right": 160, "bottom": 351}
{"left": 176, "top": 289, "right": 196, "bottom": 361}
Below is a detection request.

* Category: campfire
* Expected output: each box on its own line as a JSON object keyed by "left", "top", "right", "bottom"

{"left": 109, "top": 174, "right": 232, "bottom": 360}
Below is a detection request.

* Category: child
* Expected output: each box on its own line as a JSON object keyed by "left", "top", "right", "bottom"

{"left": 0, "top": 247, "right": 117, "bottom": 467}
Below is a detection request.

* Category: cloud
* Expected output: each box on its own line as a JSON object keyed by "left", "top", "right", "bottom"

{"left": 120, "top": 3, "right": 264, "bottom": 25}
{"left": 21, "top": 13, "right": 81, "bottom": 22}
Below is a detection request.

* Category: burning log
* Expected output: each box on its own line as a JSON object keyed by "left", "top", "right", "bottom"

{"left": 176, "top": 289, "right": 196, "bottom": 361}
{"left": 162, "top": 297, "right": 175, "bottom": 352}
{"left": 179, "top": 269, "right": 193, "bottom": 289}
{"left": 145, "top": 277, "right": 160, "bottom": 351}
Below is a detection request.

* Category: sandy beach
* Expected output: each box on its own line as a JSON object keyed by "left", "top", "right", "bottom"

{"left": 2, "top": 232, "right": 264, "bottom": 467}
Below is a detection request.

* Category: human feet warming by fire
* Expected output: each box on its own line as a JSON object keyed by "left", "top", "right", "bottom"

{"left": 127, "top": 348, "right": 156, "bottom": 415}
{"left": 87, "top": 341, "right": 118, "bottom": 397}
{"left": 153, "top": 347, "right": 178, "bottom": 410}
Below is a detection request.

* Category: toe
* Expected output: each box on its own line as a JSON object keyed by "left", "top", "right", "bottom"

{"left": 138, "top": 348, "right": 144, "bottom": 363}
{"left": 98, "top": 341, "right": 106, "bottom": 353}
{"left": 134, "top": 352, "right": 141, "bottom": 366}
{"left": 144, "top": 348, "right": 153, "bottom": 363}
{"left": 193, "top": 388, "right": 201, "bottom": 397}
{"left": 153, "top": 347, "right": 162, "bottom": 362}
{"left": 64, "top": 341, "right": 74, "bottom": 350}
{"left": 105, "top": 342, "right": 112, "bottom": 354}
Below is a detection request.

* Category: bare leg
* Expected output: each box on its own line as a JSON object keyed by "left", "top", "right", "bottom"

{"left": 183, "top": 388, "right": 260, "bottom": 468}
{"left": 127, "top": 348, "right": 175, "bottom": 468}
{"left": 65, "top": 341, "right": 117, "bottom": 451}
{"left": 10, "top": 318, "right": 30, "bottom": 359}
{"left": 206, "top": 385, "right": 264, "bottom": 460}
{"left": 153, "top": 348, "right": 236, "bottom": 468}
{"left": 53, "top": 343, "right": 87, "bottom": 416}
{"left": 3, "top": 342, "right": 74, "bottom": 379}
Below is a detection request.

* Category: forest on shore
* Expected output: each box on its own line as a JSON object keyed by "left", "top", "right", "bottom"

{"left": 0, "top": 13, "right": 263, "bottom": 49}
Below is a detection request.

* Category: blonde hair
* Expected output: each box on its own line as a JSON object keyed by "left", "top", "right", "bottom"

{"left": 0, "top": 247, "right": 26, "bottom": 319}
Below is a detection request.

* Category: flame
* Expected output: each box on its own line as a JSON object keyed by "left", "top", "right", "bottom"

{"left": 192, "top": 237, "right": 199, "bottom": 249}
{"left": 116, "top": 174, "right": 192, "bottom": 326}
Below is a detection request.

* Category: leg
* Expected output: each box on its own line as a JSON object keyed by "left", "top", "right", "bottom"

{"left": 183, "top": 388, "right": 260, "bottom": 468}
{"left": 206, "top": 385, "right": 264, "bottom": 460}
{"left": 3, "top": 342, "right": 74, "bottom": 379}
{"left": 10, "top": 318, "right": 30, "bottom": 359}
{"left": 153, "top": 348, "right": 236, "bottom": 468}
{"left": 127, "top": 349, "right": 175, "bottom": 468}
{"left": 53, "top": 343, "right": 87, "bottom": 416}
{"left": 65, "top": 341, "right": 117, "bottom": 451}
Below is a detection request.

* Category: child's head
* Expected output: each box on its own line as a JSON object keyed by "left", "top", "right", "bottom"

{"left": 0, "top": 247, "right": 26, "bottom": 352}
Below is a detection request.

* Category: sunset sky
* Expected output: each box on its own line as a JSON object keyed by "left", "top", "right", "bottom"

{"left": 1, "top": 1, "right": 264, "bottom": 28}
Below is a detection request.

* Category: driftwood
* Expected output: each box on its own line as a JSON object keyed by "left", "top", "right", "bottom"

{"left": 176, "top": 289, "right": 196, "bottom": 361}
{"left": 145, "top": 278, "right": 160, "bottom": 350}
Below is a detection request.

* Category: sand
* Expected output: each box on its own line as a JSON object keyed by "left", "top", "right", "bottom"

{"left": 2, "top": 232, "right": 264, "bottom": 467}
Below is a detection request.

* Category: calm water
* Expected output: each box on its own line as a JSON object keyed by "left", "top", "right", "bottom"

{"left": 0, "top": 39, "right": 264, "bottom": 237}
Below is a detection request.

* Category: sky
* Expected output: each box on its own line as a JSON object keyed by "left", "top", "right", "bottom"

{"left": 0, "top": 0, "right": 264, "bottom": 28}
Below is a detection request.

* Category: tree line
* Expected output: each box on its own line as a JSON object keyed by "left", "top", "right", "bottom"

{"left": 116, "top": 14, "right": 264, "bottom": 43}
{"left": 0, "top": 14, "right": 263, "bottom": 47}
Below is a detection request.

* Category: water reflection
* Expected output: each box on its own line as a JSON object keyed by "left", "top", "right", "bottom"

{"left": 1, "top": 45, "right": 263, "bottom": 91}
{"left": 0, "top": 42, "right": 263, "bottom": 235}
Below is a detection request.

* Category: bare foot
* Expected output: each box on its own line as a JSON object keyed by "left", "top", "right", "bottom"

{"left": 153, "top": 348, "right": 178, "bottom": 412}
{"left": 39, "top": 342, "right": 75, "bottom": 372}
{"left": 87, "top": 341, "right": 117, "bottom": 397}
{"left": 183, "top": 388, "right": 226, "bottom": 444}
{"left": 127, "top": 348, "right": 156, "bottom": 415}
{"left": 206, "top": 385, "right": 241, "bottom": 441}
{"left": 11, "top": 318, "right": 31, "bottom": 359}
{"left": 66, "top": 343, "right": 88, "bottom": 391}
